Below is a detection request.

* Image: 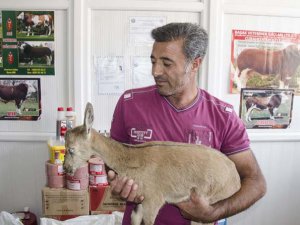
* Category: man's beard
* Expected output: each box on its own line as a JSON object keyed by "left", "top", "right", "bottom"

{"left": 155, "top": 70, "right": 192, "bottom": 97}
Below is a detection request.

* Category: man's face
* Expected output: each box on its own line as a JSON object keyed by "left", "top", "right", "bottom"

{"left": 150, "top": 39, "right": 195, "bottom": 97}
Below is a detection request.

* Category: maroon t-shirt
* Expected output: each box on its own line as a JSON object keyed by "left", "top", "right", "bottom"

{"left": 110, "top": 85, "right": 249, "bottom": 225}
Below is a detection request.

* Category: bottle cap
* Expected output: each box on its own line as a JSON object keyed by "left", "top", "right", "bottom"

{"left": 67, "top": 107, "right": 73, "bottom": 111}
{"left": 57, "top": 107, "right": 64, "bottom": 111}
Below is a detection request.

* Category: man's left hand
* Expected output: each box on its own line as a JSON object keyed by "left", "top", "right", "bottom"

{"left": 176, "top": 188, "right": 216, "bottom": 223}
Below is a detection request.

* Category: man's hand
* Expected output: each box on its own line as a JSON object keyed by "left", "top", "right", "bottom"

{"left": 107, "top": 170, "right": 144, "bottom": 203}
{"left": 178, "top": 149, "right": 267, "bottom": 223}
{"left": 176, "top": 188, "right": 216, "bottom": 223}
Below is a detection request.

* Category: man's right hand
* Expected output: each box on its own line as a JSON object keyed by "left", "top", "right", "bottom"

{"left": 107, "top": 170, "right": 144, "bottom": 203}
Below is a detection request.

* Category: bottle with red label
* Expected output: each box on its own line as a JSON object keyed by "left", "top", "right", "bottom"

{"left": 56, "top": 107, "right": 67, "bottom": 142}
{"left": 66, "top": 107, "right": 76, "bottom": 130}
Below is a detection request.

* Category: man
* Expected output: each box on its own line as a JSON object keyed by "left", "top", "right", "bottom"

{"left": 109, "top": 23, "right": 266, "bottom": 225}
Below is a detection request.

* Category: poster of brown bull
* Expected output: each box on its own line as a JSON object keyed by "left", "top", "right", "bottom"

{"left": 0, "top": 78, "right": 41, "bottom": 120}
{"left": 239, "top": 88, "right": 294, "bottom": 129}
{"left": 230, "top": 30, "right": 300, "bottom": 95}
{"left": 0, "top": 10, "right": 54, "bottom": 75}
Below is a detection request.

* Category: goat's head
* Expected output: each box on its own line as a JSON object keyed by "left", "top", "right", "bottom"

{"left": 63, "top": 102, "right": 95, "bottom": 175}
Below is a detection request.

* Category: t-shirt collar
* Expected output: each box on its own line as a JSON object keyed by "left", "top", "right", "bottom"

{"left": 162, "top": 88, "right": 201, "bottom": 112}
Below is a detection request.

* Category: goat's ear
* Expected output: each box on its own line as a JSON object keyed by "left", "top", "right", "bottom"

{"left": 83, "top": 102, "right": 94, "bottom": 135}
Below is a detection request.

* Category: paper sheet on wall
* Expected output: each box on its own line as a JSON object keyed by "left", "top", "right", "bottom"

{"left": 129, "top": 16, "right": 166, "bottom": 46}
{"left": 94, "top": 56, "right": 125, "bottom": 95}
{"left": 132, "top": 56, "right": 155, "bottom": 88}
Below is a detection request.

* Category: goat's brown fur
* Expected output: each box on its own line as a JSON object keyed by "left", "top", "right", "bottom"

{"left": 64, "top": 103, "right": 241, "bottom": 225}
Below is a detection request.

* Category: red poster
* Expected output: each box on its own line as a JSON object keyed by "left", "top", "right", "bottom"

{"left": 230, "top": 30, "right": 300, "bottom": 95}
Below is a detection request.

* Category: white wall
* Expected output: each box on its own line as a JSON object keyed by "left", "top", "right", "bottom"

{"left": 208, "top": 1, "right": 300, "bottom": 223}
{"left": 0, "top": 141, "right": 48, "bottom": 217}
{"left": 0, "top": 0, "right": 73, "bottom": 221}
{"left": 0, "top": 0, "right": 300, "bottom": 225}
{"left": 229, "top": 141, "right": 300, "bottom": 225}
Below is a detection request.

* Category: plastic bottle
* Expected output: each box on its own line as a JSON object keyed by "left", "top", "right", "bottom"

{"left": 56, "top": 107, "right": 67, "bottom": 141}
{"left": 23, "top": 206, "right": 30, "bottom": 220}
{"left": 54, "top": 150, "right": 62, "bottom": 164}
{"left": 66, "top": 107, "right": 76, "bottom": 130}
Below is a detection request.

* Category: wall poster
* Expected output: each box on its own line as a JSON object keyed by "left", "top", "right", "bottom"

{"left": 230, "top": 30, "right": 300, "bottom": 95}
{"left": 129, "top": 16, "right": 166, "bottom": 46}
{"left": 239, "top": 88, "right": 294, "bottom": 129}
{"left": 94, "top": 56, "right": 125, "bottom": 95}
{"left": 0, "top": 78, "right": 41, "bottom": 120}
{"left": 132, "top": 56, "right": 154, "bottom": 88}
{"left": 0, "top": 10, "right": 54, "bottom": 75}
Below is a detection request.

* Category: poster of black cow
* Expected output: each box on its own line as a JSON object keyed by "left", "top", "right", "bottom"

{"left": 0, "top": 78, "right": 41, "bottom": 120}
{"left": 239, "top": 88, "right": 294, "bottom": 129}
{"left": 0, "top": 10, "right": 54, "bottom": 75}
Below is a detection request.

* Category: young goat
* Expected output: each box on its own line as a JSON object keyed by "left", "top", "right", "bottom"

{"left": 64, "top": 103, "right": 241, "bottom": 225}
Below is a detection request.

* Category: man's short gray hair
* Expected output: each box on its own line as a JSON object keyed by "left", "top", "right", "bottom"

{"left": 151, "top": 23, "right": 208, "bottom": 62}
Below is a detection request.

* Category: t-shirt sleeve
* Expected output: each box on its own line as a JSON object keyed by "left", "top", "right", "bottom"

{"left": 220, "top": 110, "right": 250, "bottom": 155}
{"left": 110, "top": 94, "right": 129, "bottom": 143}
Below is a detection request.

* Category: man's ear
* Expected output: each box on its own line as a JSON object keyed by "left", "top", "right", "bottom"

{"left": 191, "top": 57, "right": 202, "bottom": 72}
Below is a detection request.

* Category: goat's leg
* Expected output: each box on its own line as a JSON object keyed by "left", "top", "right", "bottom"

{"left": 131, "top": 203, "right": 143, "bottom": 225}
{"left": 140, "top": 196, "right": 165, "bottom": 225}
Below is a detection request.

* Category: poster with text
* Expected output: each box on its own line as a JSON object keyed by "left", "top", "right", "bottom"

{"left": 0, "top": 78, "right": 41, "bottom": 120}
{"left": 239, "top": 88, "right": 294, "bottom": 129}
{"left": 0, "top": 10, "right": 54, "bottom": 75}
{"left": 94, "top": 56, "right": 125, "bottom": 95}
{"left": 230, "top": 30, "right": 300, "bottom": 94}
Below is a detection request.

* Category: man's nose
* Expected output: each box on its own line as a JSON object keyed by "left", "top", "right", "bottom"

{"left": 152, "top": 63, "right": 163, "bottom": 77}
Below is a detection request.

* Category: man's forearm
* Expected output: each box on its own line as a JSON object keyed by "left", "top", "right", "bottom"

{"left": 210, "top": 173, "right": 266, "bottom": 222}
{"left": 173, "top": 150, "right": 266, "bottom": 223}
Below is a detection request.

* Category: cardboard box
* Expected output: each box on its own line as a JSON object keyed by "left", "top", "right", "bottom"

{"left": 42, "top": 187, "right": 89, "bottom": 216}
{"left": 89, "top": 185, "right": 125, "bottom": 212}
{"left": 44, "top": 215, "right": 79, "bottom": 221}
{"left": 90, "top": 210, "right": 116, "bottom": 215}
{"left": 90, "top": 210, "right": 125, "bottom": 215}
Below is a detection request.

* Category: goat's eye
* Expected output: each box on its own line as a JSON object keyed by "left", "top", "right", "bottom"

{"left": 68, "top": 148, "right": 75, "bottom": 154}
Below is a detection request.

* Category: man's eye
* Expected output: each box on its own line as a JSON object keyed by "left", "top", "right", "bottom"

{"left": 164, "top": 63, "right": 171, "bottom": 67}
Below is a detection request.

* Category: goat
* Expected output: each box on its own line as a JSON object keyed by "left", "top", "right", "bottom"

{"left": 64, "top": 103, "right": 241, "bottom": 225}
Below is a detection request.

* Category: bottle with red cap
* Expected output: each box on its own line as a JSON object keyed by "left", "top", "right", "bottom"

{"left": 66, "top": 107, "right": 76, "bottom": 130}
{"left": 56, "top": 107, "right": 67, "bottom": 141}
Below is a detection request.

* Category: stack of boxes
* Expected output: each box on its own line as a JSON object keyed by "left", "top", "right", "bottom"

{"left": 88, "top": 157, "right": 125, "bottom": 214}
{"left": 42, "top": 187, "right": 90, "bottom": 221}
{"left": 42, "top": 132, "right": 125, "bottom": 221}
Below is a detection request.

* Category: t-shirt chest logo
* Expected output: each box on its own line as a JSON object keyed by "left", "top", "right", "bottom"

{"left": 130, "top": 128, "right": 153, "bottom": 142}
{"left": 186, "top": 126, "right": 213, "bottom": 147}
